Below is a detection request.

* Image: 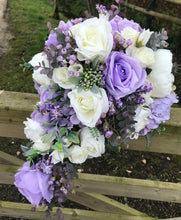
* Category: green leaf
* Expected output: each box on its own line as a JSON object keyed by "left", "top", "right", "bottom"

{"left": 52, "top": 142, "right": 63, "bottom": 151}
{"left": 91, "top": 56, "right": 101, "bottom": 70}
{"left": 145, "top": 132, "right": 152, "bottom": 148}
{"left": 25, "top": 148, "right": 39, "bottom": 157}
{"left": 67, "top": 131, "right": 79, "bottom": 144}
{"left": 41, "top": 130, "right": 56, "bottom": 143}
{"left": 59, "top": 127, "right": 68, "bottom": 136}
{"left": 69, "top": 76, "right": 81, "bottom": 85}
{"left": 91, "top": 84, "right": 99, "bottom": 94}
{"left": 42, "top": 122, "right": 56, "bottom": 127}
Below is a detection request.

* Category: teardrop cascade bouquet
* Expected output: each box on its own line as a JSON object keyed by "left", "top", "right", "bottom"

{"left": 14, "top": 4, "right": 178, "bottom": 216}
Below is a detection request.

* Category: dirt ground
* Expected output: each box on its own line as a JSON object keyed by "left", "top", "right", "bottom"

{"left": 0, "top": 0, "right": 13, "bottom": 57}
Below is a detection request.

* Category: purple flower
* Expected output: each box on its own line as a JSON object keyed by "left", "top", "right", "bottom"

{"left": 14, "top": 162, "right": 53, "bottom": 206}
{"left": 103, "top": 52, "right": 146, "bottom": 99}
{"left": 141, "top": 93, "right": 178, "bottom": 135}
{"left": 110, "top": 15, "right": 140, "bottom": 33}
{"left": 45, "top": 32, "right": 58, "bottom": 48}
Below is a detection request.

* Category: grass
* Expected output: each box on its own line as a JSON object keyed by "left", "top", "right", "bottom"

{"left": 0, "top": 0, "right": 63, "bottom": 93}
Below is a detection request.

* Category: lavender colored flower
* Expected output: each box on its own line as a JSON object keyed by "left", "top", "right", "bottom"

{"left": 141, "top": 93, "right": 178, "bottom": 135}
{"left": 14, "top": 162, "right": 53, "bottom": 206}
{"left": 110, "top": 15, "right": 140, "bottom": 33}
{"left": 103, "top": 51, "right": 146, "bottom": 100}
{"left": 45, "top": 32, "right": 58, "bottom": 48}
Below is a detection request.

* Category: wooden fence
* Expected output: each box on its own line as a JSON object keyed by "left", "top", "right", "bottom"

{"left": 0, "top": 90, "right": 181, "bottom": 220}
{"left": 123, "top": 0, "right": 181, "bottom": 25}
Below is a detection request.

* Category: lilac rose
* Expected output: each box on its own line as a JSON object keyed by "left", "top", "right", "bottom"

{"left": 103, "top": 51, "right": 147, "bottom": 99}
{"left": 14, "top": 162, "right": 53, "bottom": 206}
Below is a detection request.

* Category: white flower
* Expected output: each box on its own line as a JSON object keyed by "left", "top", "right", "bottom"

{"left": 80, "top": 127, "right": 105, "bottom": 158}
{"left": 50, "top": 137, "right": 72, "bottom": 164}
{"left": 137, "top": 29, "right": 153, "bottom": 46}
{"left": 120, "top": 27, "right": 139, "bottom": 47}
{"left": 68, "top": 88, "right": 109, "bottom": 127}
{"left": 52, "top": 67, "right": 75, "bottom": 89}
{"left": 50, "top": 150, "right": 64, "bottom": 164}
{"left": 29, "top": 52, "right": 51, "bottom": 86}
{"left": 130, "top": 106, "right": 151, "bottom": 139}
{"left": 68, "top": 145, "right": 88, "bottom": 164}
{"left": 148, "top": 49, "right": 174, "bottom": 97}
{"left": 70, "top": 17, "right": 113, "bottom": 62}
{"left": 126, "top": 46, "right": 155, "bottom": 68}
{"left": 24, "top": 118, "right": 45, "bottom": 142}
{"left": 33, "top": 138, "right": 52, "bottom": 152}
{"left": 68, "top": 64, "right": 83, "bottom": 74}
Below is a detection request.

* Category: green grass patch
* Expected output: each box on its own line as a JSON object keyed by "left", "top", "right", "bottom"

{"left": 0, "top": 0, "right": 63, "bottom": 93}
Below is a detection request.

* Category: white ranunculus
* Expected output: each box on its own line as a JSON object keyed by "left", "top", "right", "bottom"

{"left": 148, "top": 49, "right": 174, "bottom": 97}
{"left": 130, "top": 106, "right": 151, "bottom": 139}
{"left": 121, "top": 27, "right": 139, "bottom": 47}
{"left": 68, "top": 145, "right": 88, "bottom": 164}
{"left": 51, "top": 150, "right": 64, "bottom": 164}
{"left": 29, "top": 52, "right": 51, "bottom": 86}
{"left": 33, "top": 138, "right": 52, "bottom": 152}
{"left": 80, "top": 127, "right": 105, "bottom": 158}
{"left": 137, "top": 29, "right": 153, "bottom": 46}
{"left": 68, "top": 88, "right": 109, "bottom": 127}
{"left": 126, "top": 46, "right": 155, "bottom": 68}
{"left": 24, "top": 118, "right": 45, "bottom": 142}
{"left": 52, "top": 67, "right": 75, "bottom": 89}
{"left": 70, "top": 17, "right": 113, "bottom": 62}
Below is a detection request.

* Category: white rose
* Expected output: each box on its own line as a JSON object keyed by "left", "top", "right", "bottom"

{"left": 52, "top": 67, "right": 75, "bottom": 89}
{"left": 68, "top": 145, "right": 88, "bottom": 164}
{"left": 130, "top": 106, "right": 151, "bottom": 139}
{"left": 70, "top": 17, "right": 113, "bottom": 62}
{"left": 121, "top": 27, "right": 139, "bottom": 47}
{"left": 33, "top": 138, "right": 52, "bottom": 152}
{"left": 68, "top": 88, "right": 109, "bottom": 127}
{"left": 126, "top": 46, "right": 155, "bottom": 68}
{"left": 80, "top": 127, "right": 105, "bottom": 158}
{"left": 24, "top": 118, "right": 45, "bottom": 142}
{"left": 29, "top": 52, "right": 51, "bottom": 86}
{"left": 148, "top": 49, "right": 174, "bottom": 97}
{"left": 137, "top": 29, "right": 153, "bottom": 46}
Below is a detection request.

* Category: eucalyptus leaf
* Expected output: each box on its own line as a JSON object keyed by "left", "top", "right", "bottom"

{"left": 25, "top": 148, "right": 39, "bottom": 157}
{"left": 67, "top": 131, "right": 79, "bottom": 144}
{"left": 91, "top": 56, "right": 101, "bottom": 70}
{"left": 69, "top": 76, "right": 81, "bottom": 85}
{"left": 41, "top": 130, "right": 56, "bottom": 143}
{"left": 42, "top": 122, "right": 56, "bottom": 127}
{"left": 145, "top": 132, "right": 152, "bottom": 148}
{"left": 91, "top": 84, "right": 99, "bottom": 94}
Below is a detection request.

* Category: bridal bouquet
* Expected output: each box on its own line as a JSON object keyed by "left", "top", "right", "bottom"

{"left": 14, "top": 4, "right": 178, "bottom": 216}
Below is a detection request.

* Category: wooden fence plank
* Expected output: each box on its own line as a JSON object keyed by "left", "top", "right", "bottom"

{"left": 0, "top": 201, "right": 157, "bottom": 220}
{"left": 0, "top": 150, "right": 24, "bottom": 166}
{"left": 73, "top": 173, "right": 181, "bottom": 203}
{"left": 0, "top": 91, "right": 181, "bottom": 155}
{"left": 68, "top": 192, "right": 148, "bottom": 216}
{"left": 1, "top": 164, "right": 181, "bottom": 204}
{"left": 165, "top": 0, "right": 181, "bottom": 5}
{"left": 122, "top": 1, "right": 181, "bottom": 25}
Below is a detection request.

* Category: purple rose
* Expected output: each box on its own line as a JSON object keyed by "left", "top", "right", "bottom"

{"left": 14, "top": 162, "right": 53, "bottom": 206}
{"left": 103, "top": 52, "right": 147, "bottom": 99}
{"left": 141, "top": 93, "right": 178, "bottom": 135}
